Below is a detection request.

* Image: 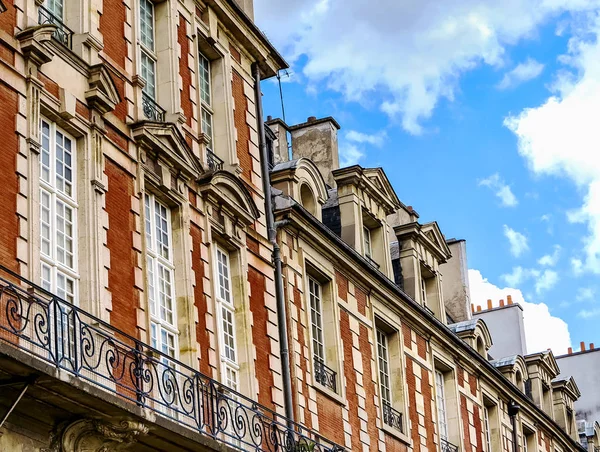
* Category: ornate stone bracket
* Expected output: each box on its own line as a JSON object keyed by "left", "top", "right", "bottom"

{"left": 15, "top": 24, "right": 56, "bottom": 66}
{"left": 43, "top": 419, "right": 149, "bottom": 452}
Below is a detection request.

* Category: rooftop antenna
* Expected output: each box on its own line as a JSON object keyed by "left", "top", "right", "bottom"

{"left": 277, "top": 69, "right": 290, "bottom": 123}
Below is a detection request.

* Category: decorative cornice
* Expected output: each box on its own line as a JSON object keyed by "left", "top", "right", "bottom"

{"left": 15, "top": 25, "right": 56, "bottom": 66}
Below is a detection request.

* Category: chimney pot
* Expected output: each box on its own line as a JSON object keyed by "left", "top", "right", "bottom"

{"left": 476, "top": 305, "right": 482, "bottom": 312}
{"left": 307, "top": 116, "right": 317, "bottom": 123}
{"left": 499, "top": 299, "right": 505, "bottom": 307}
{"left": 471, "top": 304, "right": 475, "bottom": 313}
{"left": 590, "top": 343, "right": 595, "bottom": 350}
{"left": 568, "top": 347, "right": 573, "bottom": 354}
{"left": 487, "top": 299, "right": 493, "bottom": 310}
{"left": 581, "top": 341, "right": 586, "bottom": 352}
{"left": 507, "top": 295, "right": 513, "bottom": 305}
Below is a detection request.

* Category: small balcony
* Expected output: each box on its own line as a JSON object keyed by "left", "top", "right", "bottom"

{"left": 142, "top": 92, "right": 166, "bottom": 122}
{"left": 314, "top": 357, "right": 337, "bottom": 393}
{"left": 37, "top": 5, "right": 73, "bottom": 49}
{"left": 0, "top": 266, "right": 345, "bottom": 452}
{"left": 440, "top": 438, "right": 459, "bottom": 452}
{"left": 206, "top": 149, "right": 224, "bottom": 172}
{"left": 382, "top": 401, "right": 403, "bottom": 432}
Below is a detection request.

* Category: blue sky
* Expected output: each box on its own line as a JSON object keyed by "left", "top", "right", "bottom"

{"left": 255, "top": 1, "right": 600, "bottom": 354}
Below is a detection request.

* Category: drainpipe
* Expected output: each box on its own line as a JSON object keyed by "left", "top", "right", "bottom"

{"left": 252, "top": 62, "right": 295, "bottom": 425}
{"left": 508, "top": 400, "right": 521, "bottom": 452}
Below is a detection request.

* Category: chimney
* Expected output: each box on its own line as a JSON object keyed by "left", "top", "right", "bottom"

{"left": 471, "top": 304, "right": 475, "bottom": 313}
{"left": 487, "top": 299, "right": 493, "bottom": 310}
{"left": 289, "top": 116, "right": 341, "bottom": 187}
{"left": 476, "top": 305, "right": 482, "bottom": 312}
{"left": 568, "top": 347, "right": 573, "bottom": 354}
{"left": 499, "top": 299, "right": 505, "bottom": 307}
{"left": 507, "top": 295, "right": 513, "bottom": 305}
{"left": 590, "top": 343, "right": 595, "bottom": 350}
{"left": 266, "top": 117, "right": 290, "bottom": 165}
{"left": 580, "top": 341, "right": 586, "bottom": 352}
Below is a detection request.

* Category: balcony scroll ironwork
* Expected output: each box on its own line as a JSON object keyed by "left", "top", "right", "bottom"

{"left": 313, "top": 357, "right": 337, "bottom": 393}
{"left": 37, "top": 5, "right": 74, "bottom": 49}
{"left": 0, "top": 265, "right": 345, "bottom": 452}
{"left": 440, "top": 438, "right": 459, "bottom": 452}
{"left": 206, "top": 149, "right": 223, "bottom": 172}
{"left": 142, "top": 92, "right": 166, "bottom": 122}
{"left": 382, "top": 401, "right": 403, "bottom": 432}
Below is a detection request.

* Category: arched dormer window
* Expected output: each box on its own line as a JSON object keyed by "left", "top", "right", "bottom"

{"left": 476, "top": 336, "right": 486, "bottom": 357}
{"left": 515, "top": 370, "right": 524, "bottom": 392}
{"left": 300, "top": 183, "right": 316, "bottom": 216}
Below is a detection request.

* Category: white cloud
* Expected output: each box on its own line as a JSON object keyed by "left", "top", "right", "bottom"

{"left": 501, "top": 266, "right": 534, "bottom": 286}
{"left": 576, "top": 286, "right": 595, "bottom": 301}
{"left": 478, "top": 173, "right": 518, "bottom": 207}
{"left": 255, "top": 0, "right": 600, "bottom": 134}
{"left": 469, "top": 269, "right": 571, "bottom": 354}
{"left": 535, "top": 269, "right": 559, "bottom": 294}
{"left": 578, "top": 307, "right": 600, "bottom": 318}
{"left": 537, "top": 245, "right": 561, "bottom": 266}
{"left": 505, "top": 15, "right": 600, "bottom": 274}
{"left": 346, "top": 130, "right": 387, "bottom": 147}
{"left": 497, "top": 58, "right": 545, "bottom": 90}
{"left": 503, "top": 225, "right": 529, "bottom": 257}
{"left": 339, "top": 143, "right": 364, "bottom": 167}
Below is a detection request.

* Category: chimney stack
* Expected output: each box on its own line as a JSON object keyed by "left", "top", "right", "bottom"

{"left": 590, "top": 343, "right": 595, "bottom": 350}
{"left": 507, "top": 295, "right": 513, "bottom": 305}
{"left": 289, "top": 116, "right": 341, "bottom": 187}
{"left": 581, "top": 341, "right": 586, "bottom": 352}
{"left": 499, "top": 299, "right": 505, "bottom": 307}
{"left": 476, "top": 305, "right": 482, "bottom": 312}
{"left": 568, "top": 347, "right": 573, "bottom": 354}
{"left": 487, "top": 299, "right": 493, "bottom": 310}
{"left": 266, "top": 117, "right": 290, "bottom": 165}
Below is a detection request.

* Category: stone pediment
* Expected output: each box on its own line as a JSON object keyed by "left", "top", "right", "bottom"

{"left": 85, "top": 64, "right": 121, "bottom": 114}
{"left": 131, "top": 121, "right": 201, "bottom": 179}
{"left": 333, "top": 165, "right": 400, "bottom": 214}
{"left": 421, "top": 222, "right": 451, "bottom": 259}
{"left": 198, "top": 170, "right": 259, "bottom": 226}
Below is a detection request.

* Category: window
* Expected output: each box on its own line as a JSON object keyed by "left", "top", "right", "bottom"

{"left": 145, "top": 194, "right": 177, "bottom": 359}
{"left": 199, "top": 52, "right": 214, "bottom": 150}
{"left": 139, "top": 0, "right": 157, "bottom": 101}
{"left": 40, "top": 119, "right": 78, "bottom": 360}
{"left": 309, "top": 276, "right": 337, "bottom": 392}
{"left": 435, "top": 370, "right": 449, "bottom": 441}
{"left": 377, "top": 329, "right": 391, "bottom": 406}
{"left": 215, "top": 246, "right": 239, "bottom": 391}
{"left": 363, "top": 226, "right": 372, "bottom": 259}
{"left": 44, "top": 0, "right": 63, "bottom": 20}
{"left": 484, "top": 406, "right": 492, "bottom": 451}
{"left": 420, "top": 277, "right": 427, "bottom": 305}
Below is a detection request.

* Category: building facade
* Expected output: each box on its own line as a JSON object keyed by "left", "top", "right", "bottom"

{"left": 0, "top": 0, "right": 588, "bottom": 451}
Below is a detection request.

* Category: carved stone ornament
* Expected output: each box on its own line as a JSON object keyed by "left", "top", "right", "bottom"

{"left": 44, "top": 418, "right": 149, "bottom": 452}
{"left": 85, "top": 64, "right": 121, "bottom": 115}
{"left": 15, "top": 24, "right": 56, "bottom": 66}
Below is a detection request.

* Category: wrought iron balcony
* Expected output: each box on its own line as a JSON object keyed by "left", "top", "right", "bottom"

{"left": 37, "top": 5, "right": 73, "bottom": 49}
{"left": 206, "top": 149, "right": 224, "bottom": 172}
{"left": 440, "top": 438, "right": 459, "bottom": 452}
{"left": 0, "top": 266, "right": 345, "bottom": 452}
{"left": 313, "top": 357, "right": 337, "bottom": 393}
{"left": 142, "top": 92, "right": 166, "bottom": 122}
{"left": 382, "top": 401, "right": 403, "bottom": 432}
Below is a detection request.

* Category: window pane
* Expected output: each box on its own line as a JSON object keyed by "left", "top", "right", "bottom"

{"left": 139, "top": 0, "right": 154, "bottom": 50}
{"left": 221, "top": 306, "right": 236, "bottom": 362}
{"left": 40, "top": 120, "right": 51, "bottom": 183}
{"left": 201, "top": 108, "right": 213, "bottom": 146}
{"left": 144, "top": 193, "right": 153, "bottom": 250}
{"left": 40, "top": 189, "right": 51, "bottom": 256}
{"left": 158, "top": 263, "right": 174, "bottom": 325}
{"left": 216, "top": 248, "right": 232, "bottom": 304}
{"left": 55, "top": 199, "right": 75, "bottom": 269}
{"left": 199, "top": 53, "right": 211, "bottom": 105}
{"left": 309, "top": 278, "right": 325, "bottom": 362}
{"left": 55, "top": 130, "right": 73, "bottom": 197}
{"left": 436, "top": 371, "right": 448, "bottom": 440}
{"left": 44, "top": 0, "right": 64, "bottom": 20}
{"left": 141, "top": 51, "right": 156, "bottom": 99}
{"left": 377, "top": 329, "right": 391, "bottom": 405}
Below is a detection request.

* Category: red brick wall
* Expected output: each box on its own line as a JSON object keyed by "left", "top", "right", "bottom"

{"left": 177, "top": 14, "right": 193, "bottom": 127}
{"left": 469, "top": 373, "right": 478, "bottom": 396}
{"left": 100, "top": 0, "right": 127, "bottom": 69}
{"left": 406, "top": 357, "right": 436, "bottom": 451}
{"left": 473, "top": 404, "right": 484, "bottom": 452}
{"left": 105, "top": 159, "right": 138, "bottom": 339}
{"left": 291, "top": 282, "right": 312, "bottom": 430}
{"left": 416, "top": 333, "right": 427, "bottom": 359}
{"left": 110, "top": 75, "right": 128, "bottom": 122}
{"left": 0, "top": 0, "right": 15, "bottom": 34}
{"left": 340, "top": 309, "right": 361, "bottom": 450}
{"left": 0, "top": 41, "right": 14, "bottom": 66}
{"left": 461, "top": 395, "right": 471, "bottom": 450}
{"left": 232, "top": 70, "right": 253, "bottom": 183}
{"left": 355, "top": 286, "right": 367, "bottom": 315}
{"left": 335, "top": 270, "right": 347, "bottom": 302}
{"left": 405, "top": 357, "right": 420, "bottom": 448}
{"left": 359, "top": 323, "right": 379, "bottom": 451}
{"left": 247, "top": 266, "right": 275, "bottom": 411}
{"left": 38, "top": 72, "right": 60, "bottom": 99}
{"left": 190, "top": 224, "right": 211, "bottom": 377}
{"left": 420, "top": 365, "right": 436, "bottom": 451}
{"left": 0, "top": 84, "right": 18, "bottom": 273}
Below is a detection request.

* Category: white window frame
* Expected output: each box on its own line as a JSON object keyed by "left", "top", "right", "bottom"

{"left": 308, "top": 277, "right": 325, "bottom": 365}
{"left": 435, "top": 370, "right": 449, "bottom": 441}
{"left": 420, "top": 276, "right": 427, "bottom": 305}
{"left": 215, "top": 246, "right": 239, "bottom": 391}
{"left": 484, "top": 406, "right": 492, "bottom": 452}
{"left": 199, "top": 52, "right": 214, "bottom": 150}
{"left": 376, "top": 329, "right": 392, "bottom": 406}
{"left": 145, "top": 193, "right": 178, "bottom": 359}
{"left": 363, "top": 226, "right": 372, "bottom": 259}
{"left": 139, "top": 0, "right": 157, "bottom": 100}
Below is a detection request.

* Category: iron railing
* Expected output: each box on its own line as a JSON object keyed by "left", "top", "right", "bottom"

{"left": 594, "top": 447, "right": 600, "bottom": 452}
{"left": 206, "top": 149, "right": 224, "bottom": 171}
{"left": 382, "top": 402, "right": 403, "bottom": 432}
{"left": 142, "top": 92, "right": 166, "bottom": 122}
{"left": 313, "top": 358, "right": 337, "bottom": 393}
{"left": 38, "top": 5, "right": 74, "bottom": 49}
{"left": 440, "top": 438, "right": 459, "bottom": 452}
{"left": 0, "top": 266, "right": 345, "bottom": 452}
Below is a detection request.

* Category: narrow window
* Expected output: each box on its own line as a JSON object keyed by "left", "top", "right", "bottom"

{"left": 215, "top": 246, "right": 239, "bottom": 391}
{"left": 199, "top": 51, "right": 215, "bottom": 161}
{"left": 363, "top": 226, "right": 372, "bottom": 259}
{"left": 309, "top": 276, "right": 337, "bottom": 392}
{"left": 40, "top": 119, "right": 78, "bottom": 360}
{"left": 145, "top": 194, "right": 177, "bottom": 359}
{"left": 484, "top": 406, "right": 492, "bottom": 451}
{"left": 421, "top": 277, "right": 427, "bottom": 305}
{"left": 436, "top": 370, "right": 449, "bottom": 441}
{"left": 139, "top": 0, "right": 160, "bottom": 120}
{"left": 376, "top": 329, "right": 391, "bottom": 406}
